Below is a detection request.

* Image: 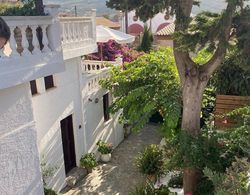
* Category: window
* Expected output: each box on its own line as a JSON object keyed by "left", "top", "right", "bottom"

{"left": 30, "top": 80, "right": 38, "bottom": 95}
{"left": 44, "top": 75, "right": 55, "bottom": 90}
{"left": 103, "top": 93, "right": 110, "bottom": 122}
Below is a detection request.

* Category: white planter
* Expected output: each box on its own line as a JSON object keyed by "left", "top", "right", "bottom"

{"left": 101, "top": 153, "right": 111, "bottom": 162}
{"left": 154, "top": 171, "right": 184, "bottom": 195}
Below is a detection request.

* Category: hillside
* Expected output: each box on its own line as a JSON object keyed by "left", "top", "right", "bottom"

{"left": 44, "top": 0, "right": 115, "bottom": 16}
{"left": 44, "top": 0, "right": 243, "bottom": 16}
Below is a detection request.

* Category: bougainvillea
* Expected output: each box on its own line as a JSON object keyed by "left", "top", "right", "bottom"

{"left": 85, "top": 40, "right": 144, "bottom": 63}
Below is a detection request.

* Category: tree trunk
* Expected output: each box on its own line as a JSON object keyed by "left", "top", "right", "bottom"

{"left": 181, "top": 77, "right": 206, "bottom": 194}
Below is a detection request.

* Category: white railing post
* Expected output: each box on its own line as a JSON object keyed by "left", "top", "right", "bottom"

{"left": 44, "top": 4, "right": 62, "bottom": 53}
{"left": 41, "top": 24, "right": 50, "bottom": 53}
{"left": 30, "top": 25, "right": 41, "bottom": 54}
{"left": 115, "top": 56, "right": 123, "bottom": 66}
{"left": 9, "top": 26, "right": 20, "bottom": 57}
{"left": 20, "top": 25, "right": 31, "bottom": 56}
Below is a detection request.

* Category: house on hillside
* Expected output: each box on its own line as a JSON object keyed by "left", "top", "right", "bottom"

{"left": 0, "top": 5, "right": 124, "bottom": 194}
{"left": 96, "top": 16, "right": 120, "bottom": 30}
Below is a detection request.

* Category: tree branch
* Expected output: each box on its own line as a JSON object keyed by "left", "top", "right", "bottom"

{"left": 201, "top": 1, "right": 237, "bottom": 77}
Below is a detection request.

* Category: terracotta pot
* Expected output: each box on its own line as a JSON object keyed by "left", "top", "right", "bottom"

{"left": 86, "top": 167, "right": 93, "bottom": 174}
{"left": 101, "top": 153, "right": 111, "bottom": 162}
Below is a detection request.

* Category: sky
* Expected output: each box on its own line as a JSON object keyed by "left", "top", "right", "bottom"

{"left": 43, "top": 0, "right": 230, "bottom": 16}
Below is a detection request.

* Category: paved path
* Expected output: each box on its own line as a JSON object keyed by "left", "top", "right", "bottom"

{"left": 61, "top": 124, "right": 161, "bottom": 195}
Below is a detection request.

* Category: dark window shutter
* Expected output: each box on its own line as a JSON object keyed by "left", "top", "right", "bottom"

{"left": 103, "top": 93, "right": 110, "bottom": 121}
{"left": 44, "top": 75, "right": 54, "bottom": 90}
{"left": 30, "top": 80, "right": 38, "bottom": 95}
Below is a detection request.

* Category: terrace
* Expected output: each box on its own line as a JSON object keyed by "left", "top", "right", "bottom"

{"left": 0, "top": 6, "right": 97, "bottom": 90}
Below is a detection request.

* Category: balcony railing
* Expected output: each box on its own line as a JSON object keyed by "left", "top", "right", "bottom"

{"left": 59, "top": 10, "right": 97, "bottom": 60}
{"left": 0, "top": 14, "right": 64, "bottom": 90}
{"left": 81, "top": 57, "right": 123, "bottom": 74}
{"left": 81, "top": 58, "right": 123, "bottom": 94}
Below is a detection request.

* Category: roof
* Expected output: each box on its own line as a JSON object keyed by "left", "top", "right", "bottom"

{"left": 96, "top": 17, "right": 120, "bottom": 29}
{"left": 156, "top": 23, "right": 175, "bottom": 36}
{"left": 128, "top": 24, "right": 144, "bottom": 35}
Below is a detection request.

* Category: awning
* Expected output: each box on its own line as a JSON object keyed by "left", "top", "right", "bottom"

{"left": 96, "top": 25, "right": 135, "bottom": 44}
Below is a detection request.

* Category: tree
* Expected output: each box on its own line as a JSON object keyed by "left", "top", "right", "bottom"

{"left": 101, "top": 47, "right": 181, "bottom": 133}
{"left": 106, "top": 0, "right": 140, "bottom": 33}
{"left": 138, "top": 25, "right": 153, "bottom": 53}
{"left": 106, "top": 0, "right": 250, "bottom": 193}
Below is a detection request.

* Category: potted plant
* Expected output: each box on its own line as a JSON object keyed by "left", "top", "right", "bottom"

{"left": 80, "top": 153, "right": 98, "bottom": 173}
{"left": 136, "top": 144, "right": 164, "bottom": 183}
{"left": 97, "top": 140, "right": 113, "bottom": 162}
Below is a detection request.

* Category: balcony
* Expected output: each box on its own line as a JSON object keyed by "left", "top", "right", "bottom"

{"left": 59, "top": 10, "right": 97, "bottom": 60}
{"left": 81, "top": 58, "right": 123, "bottom": 94}
{"left": 0, "top": 15, "right": 64, "bottom": 90}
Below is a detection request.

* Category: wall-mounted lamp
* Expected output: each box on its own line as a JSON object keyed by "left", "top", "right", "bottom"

{"left": 88, "top": 98, "right": 99, "bottom": 103}
{"left": 94, "top": 98, "right": 99, "bottom": 103}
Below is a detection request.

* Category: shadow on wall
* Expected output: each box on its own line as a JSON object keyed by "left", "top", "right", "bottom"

{"left": 85, "top": 90, "right": 123, "bottom": 156}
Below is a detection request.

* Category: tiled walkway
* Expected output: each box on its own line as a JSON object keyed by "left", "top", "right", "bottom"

{"left": 61, "top": 124, "right": 161, "bottom": 195}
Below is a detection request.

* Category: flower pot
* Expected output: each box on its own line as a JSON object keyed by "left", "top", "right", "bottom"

{"left": 101, "top": 153, "right": 111, "bottom": 162}
{"left": 86, "top": 167, "right": 93, "bottom": 174}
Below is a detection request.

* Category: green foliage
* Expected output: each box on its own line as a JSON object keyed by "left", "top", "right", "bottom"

{"left": 100, "top": 48, "right": 181, "bottom": 133}
{"left": 204, "top": 158, "right": 250, "bottom": 195}
{"left": 168, "top": 172, "right": 183, "bottom": 188}
{"left": 80, "top": 153, "right": 98, "bottom": 169}
{"left": 136, "top": 144, "right": 164, "bottom": 176}
{"left": 130, "top": 181, "right": 171, "bottom": 195}
{"left": 96, "top": 140, "right": 113, "bottom": 154}
{"left": 44, "top": 188, "right": 57, "bottom": 195}
{"left": 212, "top": 50, "right": 250, "bottom": 96}
{"left": 196, "top": 176, "right": 214, "bottom": 195}
{"left": 0, "top": 0, "right": 38, "bottom": 16}
{"left": 40, "top": 157, "right": 58, "bottom": 187}
{"left": 138, "top": 26, "right": 153, "bottom": 53}
{"left": 164, "top": 131, "right": 224, "bottom": 172}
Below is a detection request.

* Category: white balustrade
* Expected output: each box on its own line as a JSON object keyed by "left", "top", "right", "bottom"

{"left": 59, "top": 9, "right": 97, "bottom": 60}
{"left": 1, "top": 16, "right": 54, "bottom": 58}
{"left": 86, "top": 70, "right": 110, "bottom": 93}
{"left": 0, "top": 15, "right": 65, "bottom": 90}
{"left": 81, "top": 57, "right": 123, "bottom": 74}
{"left": 41, "top": 24, "right": 51, "bottom": 53}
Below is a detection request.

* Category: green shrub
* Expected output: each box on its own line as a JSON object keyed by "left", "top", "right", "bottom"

{"left": 196, "top": 176, "right": 214, "bottom": 195}
{"left": 44, "top": 188, "right": 57, "bottom": 195}
{"left": 212, "top": 50, "right": 250, "bottom": 96}
{"left": 96, "top": 140, "right": 113, "bottom": 154}
{"left": 80, "top": 153, "right": 98, "bottom": 169}
{"left": 168, "top": 172, "right": 183, "bottom": 188}
{"left": 136, "top": 144, "right": 164, "bottom": 176}
{"left": 130, "top": 182, "right": 170, "bottom": 195}
{"left": 204, "top": 158, "right": 250, "bottom": 195}
{"left": 138, "top": 25, "right": 153, "bottom": 53}
{"left": 0, "top": 0, "right": 38, "bottom": 16}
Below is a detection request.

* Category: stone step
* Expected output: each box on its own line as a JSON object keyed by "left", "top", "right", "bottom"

{"left": 65, "top": 167, "right": 87, "bottom": 187}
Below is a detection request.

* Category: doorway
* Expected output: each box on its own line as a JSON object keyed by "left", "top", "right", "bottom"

{"left": 60, "top": 115, "right": 76, "bottom": 174}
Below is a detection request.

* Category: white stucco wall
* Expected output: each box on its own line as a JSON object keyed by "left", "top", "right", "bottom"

{"left": 82, "top": 89, "right": 124, "bottom": 154}
{"left": 32, "top": 58, "right": 83, "bottom": 192}
{"left": 125, "top": 10, "right": 175, "bottom": 33}
{"left": 32, "top": 57, "right": 124, "bottom": 192}
{"left": 0, "top": 84, "right": 43, "bottom": 195}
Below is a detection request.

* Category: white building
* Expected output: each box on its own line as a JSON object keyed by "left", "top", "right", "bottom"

{"left": 0, "top": 5, "right": 124, "bottom": 194}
